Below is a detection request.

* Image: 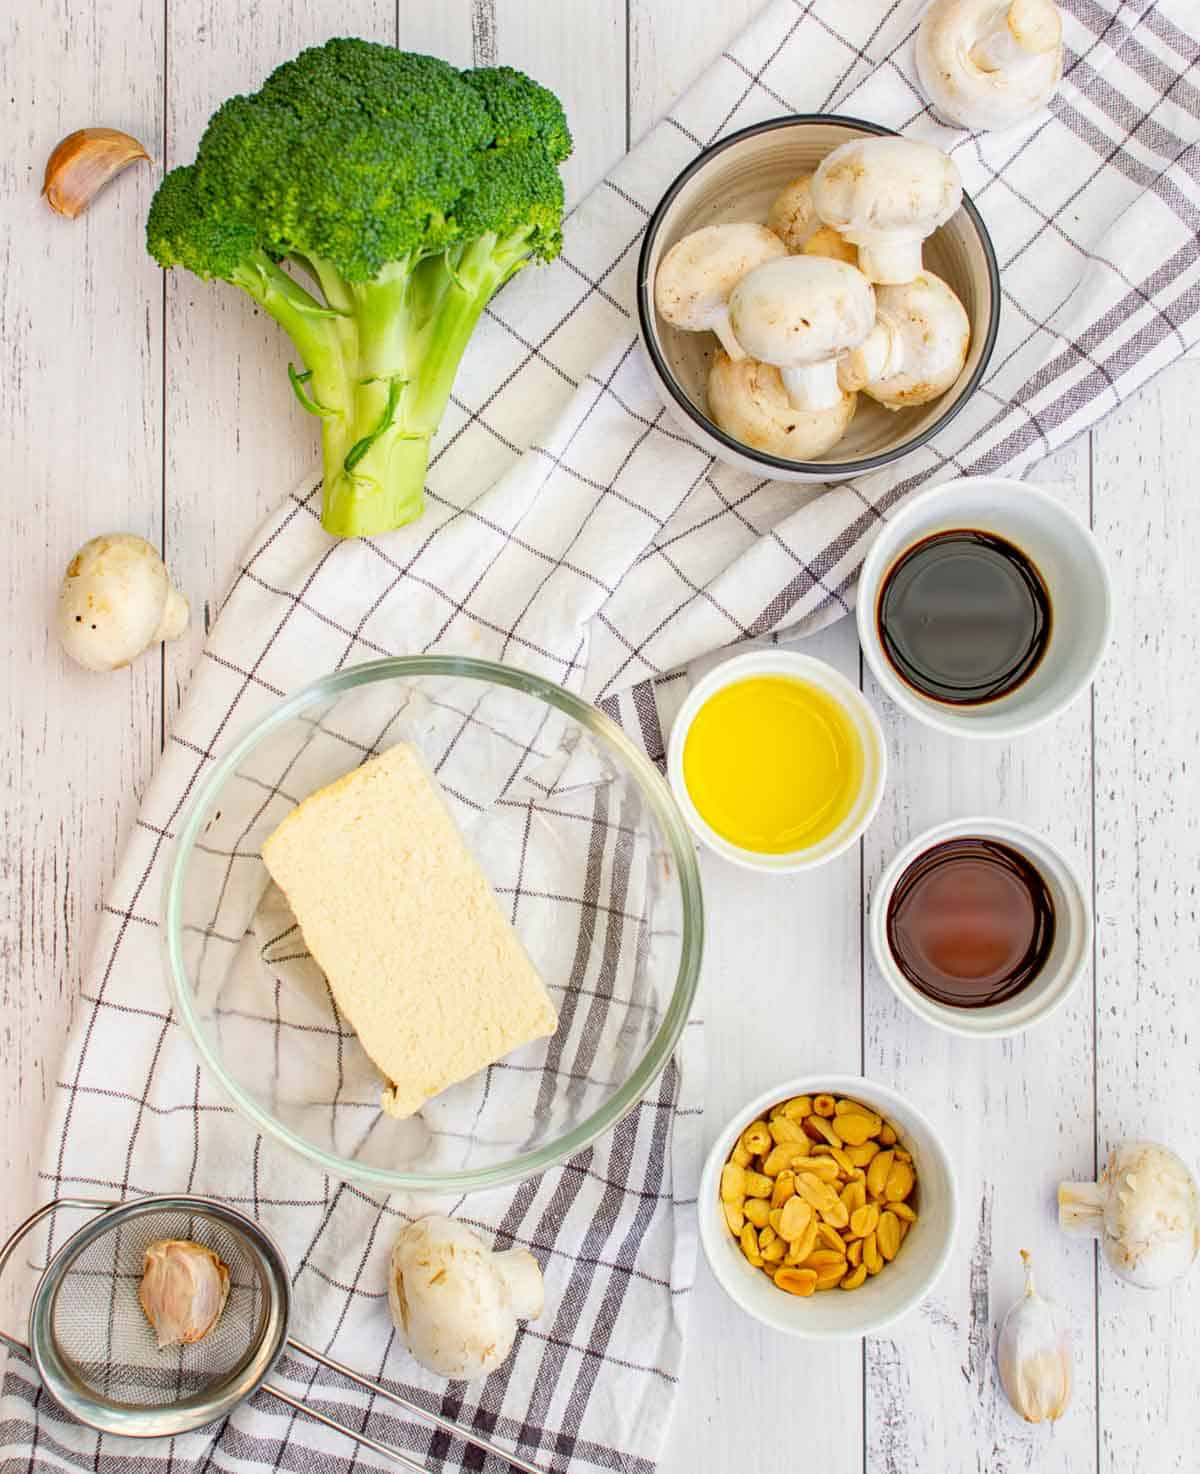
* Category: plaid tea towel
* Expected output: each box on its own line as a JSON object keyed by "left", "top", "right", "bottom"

{"left": 4, "top": 0, "right": 1200, "bottom": 1471}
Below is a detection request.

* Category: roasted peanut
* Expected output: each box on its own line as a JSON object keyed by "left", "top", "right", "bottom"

{"left": 777, "top": 1196, "right": 813, "bottom": 1242}
{"left": 879, "top": 1122, "right": 897, "bottom": 1146}
{"left": 816, "top": 1222, "right": 846, "bottom": 1253}
{"left": 780, "top": 1095, "right": 813, "bottom": 1121}
{"left": 761, "top": 1238, "right": 786, "bottom": 1264}
{"left": 723, "top": 1201, "right": 744, "bottom": 1235}
{"left": 848, "top": 1204, "right": 880, "bottom": 1240}
{"left": 893, "top": 1147, "right": 912, "bottom": 1164}
{"left": 744, "top": 1170, "right": 773, "bottom": 1199}
{"left": 763, "top": 1143, "right": 797, "bottom": 1176}
{"left": 833, "top": 1113, "right": 879, "bottom": 1147}
{"left": 877, "top": 1211, "right": 902, "bottom": 1261}
{"left": 770, "top": 1170, "right": 796, "bottom": 1209}
{"left": 768, "top": 1208, "right": 784, "bottom": 1234}
{"left": 759, "top": 1226, "right": 777, "bottom": 1249}
{"left": 847, "top": 1238, "right": 863, "bottom": 1267}
{"left": 814, "top": 1261, "right": 849, "bottom": 1290}
{"left": 841, "top": 1178, "right": 867, "bottom": 1216}
{"left": 745, "top": 1198, "right": 770, "bottom": 1228}
{"left": 891, "top": 1201, "right": 917, "bottom": 1223}
{"left": 840, "top": 1264, "right": 868, "bottom": 1291}
{"left": 740, "top": 1224, "right": 763, "bottom": 1266}
{"left": 812, "top": 1094, "right": 837, "bottom": 1117}
{"left": 862, "top": 1231, "right": 883, "bottom": 1275}
{"left": 846, "top": 1142, "right": 880, "bottom": 1168}
{"left": 829, "top": 1147, "right": 856, "bottom": 1177}
{"left": 866, "top": 1149, "right": 895, "bottom": 1200}
{"left": 774, "top": 1267, "right": 818, "bottom": 1296}
{"left": 805, "top": 1115, "right": 843, "bottom": 1148}
{"left": 720, "top": 1163, "right": 746, "bottom": 1203}
{"left": 795, "top": 1154, "right": 839, "bottom": 1182}
{"left": 786, "top": 1218, "right": 819, "bottom": 1265}
{"left": 731, "top": 1142, "right": 752, "bottom": 1168}
{"left": 742, "top": 1121, "right": 771, "bottom": 1155}
{"left": 769, "top": 1116, "right": 807, "bottom": 1146}
{"left": 884, "top": 1161, "right": 915, "bottom": 1203}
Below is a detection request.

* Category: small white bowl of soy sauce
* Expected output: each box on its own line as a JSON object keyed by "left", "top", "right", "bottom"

{"left": 856, "top": 476, "right": 1112, "bottom": 739}
{"left": 869, "top": 817, "right": 1091, "bottom": 1037}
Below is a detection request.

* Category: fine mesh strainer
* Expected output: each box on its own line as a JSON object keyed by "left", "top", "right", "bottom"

{"left": 0, "top": 1195, "right": 545, "bottom": 1474}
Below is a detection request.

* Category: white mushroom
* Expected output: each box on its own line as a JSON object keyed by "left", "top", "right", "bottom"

{"left": 916, "top": 0, "right": 1064, "bottom": 133}
{"left": 653, "top": 223, "right": 786, "bottom": 360}
{"left": 837, "top": 270, "right": 970, "bottom": 410}
{"left": 727, "top": 255, "right": 875, "bottom": 412}
{"left": 811, "top": 136, "right": 963, "bottom": 285}
{"left": 389, "top": 1216, "right": 544, "bottom": 1379}
{"left": 1059, "top": 1140, "right": 1199, "bottom": 1289}
{"left": 766, "top": 174, "right": 820, "bottom": 252}
{"left": 707, "top": 351, "right": 857, "bottom": 461}
{"left": 57, "top": 533, "right": 189, "bottom": 672}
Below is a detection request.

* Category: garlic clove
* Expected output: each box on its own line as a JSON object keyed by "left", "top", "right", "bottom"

{"left": 996, "top": 1250, "right": 1071, "bottom": 1424}
{"left": 43, "top": 128, "right": 150, "bottom": 218}
{"left": 139, "top": 1239, "right": 230, "bottom": 1350}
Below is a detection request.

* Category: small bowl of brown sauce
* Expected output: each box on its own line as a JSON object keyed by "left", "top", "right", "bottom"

{"left": 869, "top": 816, "right": 1091, "bottom": 1036}
{"left": 856, "top": 476, "right": 1111, "bottom": 739}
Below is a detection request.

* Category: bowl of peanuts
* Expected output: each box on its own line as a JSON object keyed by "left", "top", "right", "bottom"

{"left": 698, "top": 1075, "right": 958, "bottom": 1337}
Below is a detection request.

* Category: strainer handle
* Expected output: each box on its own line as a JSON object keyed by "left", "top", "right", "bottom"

{"left": 0, "top": 1198, "right": 118, "bottom": 1357}
{"left": 261, "top": 1384, "right": 430, "bottom": 1474}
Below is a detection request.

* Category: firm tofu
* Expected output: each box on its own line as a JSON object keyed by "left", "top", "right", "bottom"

{"left": 261, "top": 742, "right": 558, "bottom": 1117}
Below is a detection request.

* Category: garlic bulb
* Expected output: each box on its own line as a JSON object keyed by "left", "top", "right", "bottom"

{"left": 996, "top": 1250, "right": 1072, "bottom": 1423}
{"left": 1059, "top": 1140, "right": 1199, "bottom": 1288}
{"left": 139, "top": 1239, "right": 231, "bottom": 1349}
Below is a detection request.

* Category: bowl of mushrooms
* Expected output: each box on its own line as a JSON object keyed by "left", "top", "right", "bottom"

{"left": 636, "top": 116, "right": 999, "bottom": 481}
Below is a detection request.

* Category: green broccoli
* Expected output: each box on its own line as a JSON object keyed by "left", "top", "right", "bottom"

{"left": 147, "top": 40, "right": 571, "bottom": 538}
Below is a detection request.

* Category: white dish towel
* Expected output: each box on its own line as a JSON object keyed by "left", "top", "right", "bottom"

{"left": 4, "top": 1, "right": 1200, "bottom": 1471}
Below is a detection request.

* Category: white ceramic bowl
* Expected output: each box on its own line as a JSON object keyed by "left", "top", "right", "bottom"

{"left": 869, "top": 816, "right": 1091, "bottom": 1038}
{"left": 857, "top": 476, "right": 1112, "bottom": 739}
{"left": 666, "top": 650, "right": 886, "bottom": 873}
{"left": 636, "top": 115, "right": 1000, "bottom": 482}
{"left": 699, "top": 1074, "right": 958, "bottom": 1339}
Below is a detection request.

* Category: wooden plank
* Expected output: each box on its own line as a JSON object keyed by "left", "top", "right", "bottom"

{"left": 1090, "top": 361, "right": 1200, "bottom": 1474}
{"left": 0, "top": 0, "right": 163, "bottom": 1328}
{"left": 860, "top": 441, "right": 1100, "bottom": 1472}
{"left": 628, "top": 0, "right": 763, "bottom": 143}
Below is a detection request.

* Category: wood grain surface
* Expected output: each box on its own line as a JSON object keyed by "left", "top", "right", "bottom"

{"left": 2, "top": 3, "right": 1197, "bottom": 1471}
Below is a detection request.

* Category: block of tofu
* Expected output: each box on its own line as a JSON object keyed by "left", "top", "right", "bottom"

{"left": 261, "top": 742, "right": 558, "bottom": 1118}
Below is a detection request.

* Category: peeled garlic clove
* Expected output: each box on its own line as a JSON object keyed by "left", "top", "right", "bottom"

{"left": 42, "top": 128, "right": 150, "bottom": 218}
{"left": 139, "top": 1239, "right": 230, "bottom": 1349}
{"left": 996, "top": 1250, "right": 1071, "bottom": 1423}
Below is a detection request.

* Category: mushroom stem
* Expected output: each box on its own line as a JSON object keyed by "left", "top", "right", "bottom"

{"left": 494, "top": 1248, "right": 545, "bottom": 1320}
{"left": 839, "top": 321, "right": 900, "bottom": 393}
{"left": 780, "top": 358, "right": 843, "bottom": 412}
{"left": 1057, "top": 1180, "right": 1107, "bottom": 1236}
{"left": 971, "top": 0, "right": 1062, "bottom": 72}
{"left": 711, "top": 312, "right": 748, "bottom": 363}
{"left": 154, "top": 587, "right": 191, "bottom": 644}
{"left": 857, "top": 238, "right": 925, "bottom": 288}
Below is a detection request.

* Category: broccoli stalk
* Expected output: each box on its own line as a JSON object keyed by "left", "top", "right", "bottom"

{"left": 146, "top": 42, "right": 571, "bottom": 539}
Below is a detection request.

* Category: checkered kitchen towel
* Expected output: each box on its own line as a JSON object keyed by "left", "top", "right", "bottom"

{"left": 5, "top": 0, "right": 1200, "bottom": 1470}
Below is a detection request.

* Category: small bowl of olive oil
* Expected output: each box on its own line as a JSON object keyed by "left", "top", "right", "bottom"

{"left": 667, "top": 651, "right": 887, "bottom": 872}
{"left": 857, "top": 476, "right": 1112, "bottom": 740}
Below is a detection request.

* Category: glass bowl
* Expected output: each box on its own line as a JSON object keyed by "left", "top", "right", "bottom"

{"left": 164, "top": 656, "right": 704, "bottom": 1194}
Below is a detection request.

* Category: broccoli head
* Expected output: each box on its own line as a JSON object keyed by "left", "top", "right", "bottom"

{"left": 147, "top": 39, "right": 571, "bottom": 537}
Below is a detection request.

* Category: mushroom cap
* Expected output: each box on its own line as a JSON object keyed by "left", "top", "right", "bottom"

{"left": 811, "top": 137, "right": 963, "bottom": 244}
{"left": 653, "top": 223, "right": 786, "bottom": 332}
{"left": 707, "top": 352, "right": 856, "bottom": 460}
{"left": 389, "top": 1216, "right": 541, "bottom": 1380}
{"left": 916, "top": 0, "right": 1063, "bottom": 132}
{"left": 847, "top": 270, "right": 970, "bottom": 409}
{"left": 727, "top": 256, "right": 876, "bottom": 368}
{"left": 57, "top": 533, "right": 187, "bottom": 672}
{"left": 766, "top": 174, "right": 820, "bottom": 252}
{"left": 1099, "top": 1140, "right": 1200, "bottom": 1289}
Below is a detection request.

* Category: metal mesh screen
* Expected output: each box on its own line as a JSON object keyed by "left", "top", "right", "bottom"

{"left": 47, "top": 1208, "right": 269, "bottom": 1409}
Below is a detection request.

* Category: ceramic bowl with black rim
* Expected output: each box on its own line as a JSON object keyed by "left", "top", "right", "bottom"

{"left": 636, "top": 115, "right": 1000, "bottom": 482}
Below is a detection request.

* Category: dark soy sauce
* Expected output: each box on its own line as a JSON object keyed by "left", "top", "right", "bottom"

{"left": 876, "top": 529, "right": 1051, "bottom": 705}
{"left": 886, "top": 838, "right": 1056, "bottom": 1008}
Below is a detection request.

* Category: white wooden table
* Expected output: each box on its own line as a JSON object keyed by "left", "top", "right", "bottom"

{"left": 3, "top": 3, "right": 1198, "bottom": 1470}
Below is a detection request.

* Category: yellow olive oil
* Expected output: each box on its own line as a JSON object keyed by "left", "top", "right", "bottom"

{"left": 682, "top": 675, "right": 864, "bottom": 854}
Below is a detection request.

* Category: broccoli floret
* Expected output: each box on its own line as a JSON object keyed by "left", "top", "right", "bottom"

{"left": 146, "top": 39, "right": 571, "bottom": 537}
